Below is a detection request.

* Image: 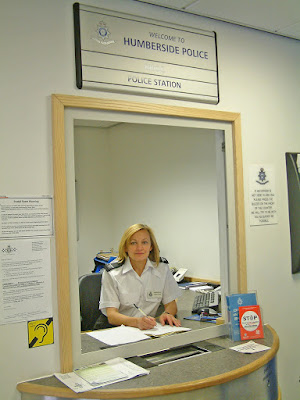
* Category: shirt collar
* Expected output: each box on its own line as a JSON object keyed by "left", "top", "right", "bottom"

{"left": 145, "top": 258, "right": 161, "bottom": 277}
{"left": 122, "top": 258, "right": 133, "bottom": 274}
{"left": 122, "top": 258, "right": 158, "bottom": 275}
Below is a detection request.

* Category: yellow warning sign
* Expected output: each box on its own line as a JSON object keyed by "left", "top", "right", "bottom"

{"left": 28, "top": 318, "right": 54, "bottom": 348}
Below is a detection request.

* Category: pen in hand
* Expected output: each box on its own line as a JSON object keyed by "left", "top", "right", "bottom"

{"left": 133, "top": 303, "right": 148, "bottom": 317}
{"left": 133, "top": 304, "right": 157, "bottom": 328}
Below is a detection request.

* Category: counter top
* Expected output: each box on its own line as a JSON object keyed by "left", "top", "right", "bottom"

{"left": 17, "top": 324, "right": 279, "bottom": 399}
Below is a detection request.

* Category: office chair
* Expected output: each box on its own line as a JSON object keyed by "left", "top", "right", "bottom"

{"left": 78, "top": 271, "right": 104, "bottom": 331}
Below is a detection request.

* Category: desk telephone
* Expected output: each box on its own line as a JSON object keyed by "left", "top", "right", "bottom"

{"left": 192, "top": 291, "right": 219, "bottom": 314}
{"left": 173, "top": 268, "right": 188, "bottom": 282}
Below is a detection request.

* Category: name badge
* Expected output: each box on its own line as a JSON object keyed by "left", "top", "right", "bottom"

{"left": 147, "top": 290, "right": 162, "bottom": 300}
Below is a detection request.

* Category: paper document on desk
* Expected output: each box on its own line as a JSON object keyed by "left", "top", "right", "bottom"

{"left": 142, "top": 323, "right": 191, "bottom": 337}
{"left": 74, "top": 363, "right": 126, "bottom": 386}
{"left": 87, "top": 323, "right": 191, "bottom": 345}
{"left": 189, "top": 285, "right": 214, "bottom": 292}
{"left": 230, "top": 341, "right": 270, "bottom": 354}
{"left": 179, "top": 281, "right": 208, "bottom": 289}
{"left": 55, "top": 357, "right": 150, "bottom": 393}
{"left": 87, "top": 325, "right": 150, "bottom": 346}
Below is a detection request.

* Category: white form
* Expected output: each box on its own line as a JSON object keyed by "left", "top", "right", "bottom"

{"left": 75, "top": 364, "right": 127, "bottom": 386}
{"left": 87, "top": 325, "right": 150, "bottom": 346}
{"left": 88, "top": 323, "right": 191, "bottom": 345}
{"left": 142, "top": 323, "right": 191, "bottom": 337}
{"left": 55, "top": 357, "right": 150, "bottom": 393}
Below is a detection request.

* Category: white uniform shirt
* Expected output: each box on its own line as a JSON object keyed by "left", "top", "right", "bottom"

{"left": 99, "top": 258, "right": 181, "bottom": 318}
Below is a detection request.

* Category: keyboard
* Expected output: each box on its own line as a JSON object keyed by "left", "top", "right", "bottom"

{"left": 192, "top": 292, "right": 219, "bottom": 314}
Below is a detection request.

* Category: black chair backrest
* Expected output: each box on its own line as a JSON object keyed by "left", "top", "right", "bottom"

{"left": 78, "top": 271, "right": 103, "bottom": 331}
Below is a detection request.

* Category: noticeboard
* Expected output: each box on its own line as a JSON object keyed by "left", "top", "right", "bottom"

{"left": 73, "top": 3, "right": 219, "bottom": 104}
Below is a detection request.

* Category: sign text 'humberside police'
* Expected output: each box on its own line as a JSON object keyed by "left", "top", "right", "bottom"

{"left": 74, "top": 3, "right": 219, "bottom": 103}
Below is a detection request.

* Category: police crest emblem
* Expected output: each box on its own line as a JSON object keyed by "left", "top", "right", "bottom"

{"left": 92, "top": 21, "right": 115, "bottom": 45}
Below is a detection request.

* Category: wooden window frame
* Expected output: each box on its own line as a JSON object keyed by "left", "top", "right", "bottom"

{"left": 52, "top": 94, "right": 246, "bottom": 372}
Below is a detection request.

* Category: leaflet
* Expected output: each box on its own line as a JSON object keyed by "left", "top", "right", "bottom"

{"left": 230, "top": 340, "right": 270, "bottom": 354}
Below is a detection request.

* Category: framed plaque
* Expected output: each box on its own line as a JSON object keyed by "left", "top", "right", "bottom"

{"left": 74, "top": 3, "right": 219, "bottom": 104}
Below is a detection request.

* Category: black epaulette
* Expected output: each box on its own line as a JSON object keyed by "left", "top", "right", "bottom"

{"left": 160, "top": 257, "right": 169, "bottom": 264}
{"left": 104, "top": 259, "right": 124, "bottom": 272}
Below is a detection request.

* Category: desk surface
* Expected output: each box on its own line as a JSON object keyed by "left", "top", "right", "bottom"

{"left": 81, "top": 289, "right": 215, "bottom": 353}
{"left": 17, "top": 324, "right": 279, "bottom": 399}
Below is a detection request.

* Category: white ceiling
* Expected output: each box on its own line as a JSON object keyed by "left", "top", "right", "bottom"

{"left": 134, "top": 0, "right": 300, "bottom": 41}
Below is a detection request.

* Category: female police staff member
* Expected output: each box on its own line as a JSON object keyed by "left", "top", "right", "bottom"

{"left": 99, "top": 224, "right": 181, "bottom": 330}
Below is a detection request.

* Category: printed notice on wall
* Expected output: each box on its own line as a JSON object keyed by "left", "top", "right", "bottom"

{"left": 0, "top": 238, "right": 52, "bottom": 324}
{"left": 0, "top": 197, "right": 53, "bottom": 238}
{"left": 249, "top": 165, "right": 278, "bottom": 226}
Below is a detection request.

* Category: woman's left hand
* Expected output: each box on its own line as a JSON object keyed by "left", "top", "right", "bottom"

{"left": 159, "top": 312, "right": 181, "bottom": 327}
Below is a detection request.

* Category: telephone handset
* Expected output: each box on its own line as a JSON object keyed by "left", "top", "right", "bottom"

{"left": 173, "top": 268, "right": 188, "bottom": 282}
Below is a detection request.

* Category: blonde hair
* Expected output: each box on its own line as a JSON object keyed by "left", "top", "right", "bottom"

{"left": 118, "top": 224, "right": 160, "bottom": 266}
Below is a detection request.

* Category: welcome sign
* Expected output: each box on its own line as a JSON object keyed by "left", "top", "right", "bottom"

{"left": 74, "top": 3, "right": 219, "bottom": 103}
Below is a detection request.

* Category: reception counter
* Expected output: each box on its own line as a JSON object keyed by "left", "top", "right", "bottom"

{"left": 17, "top": 324, "right": 280, "bottom": 400}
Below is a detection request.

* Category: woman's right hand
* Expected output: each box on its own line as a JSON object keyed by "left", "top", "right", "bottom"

{"left": 137, "top": 316, "right": 157, "bottom": 330}
{"left": 106, "top": 307, "right": 157, "bottom": 330}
